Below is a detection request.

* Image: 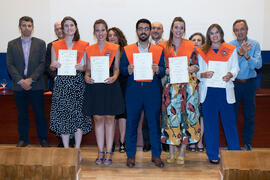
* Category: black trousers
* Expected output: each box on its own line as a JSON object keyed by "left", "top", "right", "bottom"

{"left": 14, "top": 90, "right": 48, "bottom": 144}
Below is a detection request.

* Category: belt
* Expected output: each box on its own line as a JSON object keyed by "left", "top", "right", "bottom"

{"left": 235, "top": 78, "right": 255, "bottom": 83}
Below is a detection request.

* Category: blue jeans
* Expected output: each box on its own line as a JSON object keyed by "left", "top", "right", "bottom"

{"left": 234, "top": 78, "right": 256, "bottom": 145}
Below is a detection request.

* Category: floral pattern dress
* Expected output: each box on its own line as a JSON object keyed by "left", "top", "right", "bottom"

{"left": 161, "top": 51, "right": 201, "bottom": 146}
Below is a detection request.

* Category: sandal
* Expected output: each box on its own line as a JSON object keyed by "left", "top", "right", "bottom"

{"left": 104, "top": 152, "right": 113, "bottom": 166}
{"left": 95, "top": 151, "right": 105, "bottom": 165}
{"left": 119, "top": 141, "right": 126, "bottom": 153}
{"left": 176, "top": 148, "right": 185, "bottom": 165}
{"left": 166, "top": 153, "right": 175, "bottom": 163}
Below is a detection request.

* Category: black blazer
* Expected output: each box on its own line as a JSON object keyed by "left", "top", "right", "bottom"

{"left": 6, "top": 37, "right": 46, "bottom": 91}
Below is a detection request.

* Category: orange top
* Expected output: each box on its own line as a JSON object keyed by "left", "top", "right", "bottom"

{"left": 124, "top": 43, "right": 163, "bottom": 82}
{"left": 52, "top": 39, "right": 89, "bottom": 64}
{"left": 196, "top": 43, "right": 236, "bottom": 64}
{"left": 159, "top": 40, "right": 195, "bottom": 67}
{"left": 86, "top": 42, "right": 119, "bottom": 68}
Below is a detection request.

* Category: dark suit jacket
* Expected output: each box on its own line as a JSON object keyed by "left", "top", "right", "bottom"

{"left": 6, "top": 37, "right": 46, "bottom": 91}
{"left": 45, "top": 40, "right": 58, "bottom": 78}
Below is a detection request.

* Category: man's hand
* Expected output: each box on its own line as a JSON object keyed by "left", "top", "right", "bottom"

{"left": 128, "top": 64, "right": 134, "bottom": 75}
{"left": 19, "top": 78, "right": 32, "bottom": 90}
{"left": 152, "top": 64, "right": 159, "bottom": 73}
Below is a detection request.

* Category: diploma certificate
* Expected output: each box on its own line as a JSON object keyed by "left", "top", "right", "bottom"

{"left": 133, "top": 53, "right": 153, "bottom": 81}
{"left": 58, "top": 50, "right": 77, "bottom": 76}
{"left": 207, "top": 61, "right": 228, "bottom": 88}
{"left": 91, "top": 56, "right": 109, "bottom": 83}
{"left": 169, "top": 56, "right": 189, "bottom": 84}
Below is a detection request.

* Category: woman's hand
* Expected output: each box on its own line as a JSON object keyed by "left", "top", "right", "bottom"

{"left": 84, "top": 74, "right": 94, "bottom": 84}
{"left": 222, "top": 72, "right": 233, "bottom": 82}
{"left": 75, "top": 64, "right": 84, "bottom": 71}
{"left": 105, "top": 75, "right": 117, "bottom": 84}
{"left": 50, "top": 61, "right": 61, "bottom": 71}
{"left": 128, "top": 64, "right": 134, "bottom": 75}
{"left": 188, "top": 65, "right": 198, "bottom": 73}
{"left": 201, "top": 71, "right": 214, "bottom": 79}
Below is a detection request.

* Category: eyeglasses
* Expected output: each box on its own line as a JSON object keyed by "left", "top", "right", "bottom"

{"left": 137, "top": 27, "right": 150, "bottom": 32}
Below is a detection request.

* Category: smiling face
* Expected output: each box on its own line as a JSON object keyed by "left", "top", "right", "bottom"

{"left": 136, "top": 23, "right": 151, "bottom": 42}
{"left": 171, "top": 21, "right": 185, "bottom": 39}
{"left": 209, "top": 27, "right": 221, "bottom": 44}
{"left": 151, "top": 22, "right": 163, "bottom": 41}
{"left": 191, "top": 35, "right": 203, "bottom": 49}
{"left": 94, "top": 23, "right": 107, "bottom": 42}
{"left": 19, "top": 21, "right": 33, "bottom": 38}
{"left": 233, "top": 22, "right": 248, "bottom": 43}
{"left": 108, "top": 30, "right": 119, "bottom": 44}
{"left": 63, "top": 20, "right": 76, "bottom": 37}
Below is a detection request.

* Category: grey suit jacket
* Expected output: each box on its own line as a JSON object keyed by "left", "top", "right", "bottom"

{"left": 6, "top": 37, "right": 46, "bottom": 91}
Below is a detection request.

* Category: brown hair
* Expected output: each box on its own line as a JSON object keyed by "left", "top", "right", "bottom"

{"left": 107, "top": 27, "right": 128, "bottom": 55}
{"left": 19, "top": 16, "right": 33, "bottom": 27}
{"left": 201, "top": 24, "right": 224, "bottom": 54}
{"left": 189, "top": 32, "right": 206, "bottom": 45}
{"left": 166, "top": 17, "right": 186, "bottom": 50}
{"left": 93, "top": 19, "right": 108, "bottom": 34}
{"left": 233, "top": 19, "right": 248, "bottom": 31}
{"left": 61, "top": 16, "right": 80, "bottom": 41}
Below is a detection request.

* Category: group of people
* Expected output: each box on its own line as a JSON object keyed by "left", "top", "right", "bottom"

{"left": 6, "top": 16, "right": 262, "bottom": 168}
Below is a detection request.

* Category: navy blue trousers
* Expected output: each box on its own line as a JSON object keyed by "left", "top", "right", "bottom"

{"left": 202, "top": 88, "right": 240, "bottom": 161}
{"left": 234, "top": 78, "right": 256, "bottom": 145}
{"left": 14, "top": 90, "right": 48, "bottom": 144}
{"left": 125, "top": 84, "right": 161, "bottom": 158}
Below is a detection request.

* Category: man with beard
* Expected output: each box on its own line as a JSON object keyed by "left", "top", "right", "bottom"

{"left": 142, "top": 21, "right": 170, "bottom": 153}
{"left": 6, "top": 16, "right": 48, "bottom": 147}
{"left": 120, "top": 18, "right": 165, "bottom": 168}
{"left": 150, "top": 22, "right": 164, "bottom": 45}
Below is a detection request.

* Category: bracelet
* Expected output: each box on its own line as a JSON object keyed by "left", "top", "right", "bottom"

{"left": 238, "top": 51, "right": 243, "bottom": 57}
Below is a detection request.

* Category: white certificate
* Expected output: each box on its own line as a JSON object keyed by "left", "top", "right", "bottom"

{"left": 207, "top": 61, "right": 228, "bottom": 88}
{"left": 90, "top": 56, "right": 109, "bottom": 83}
{"left": 58, "top": 50, "right": 77, "bottom": 76}
{"left": 169, "top": 56, "right": 189, "bottom": 84}
{"left": 133, "top": 53, "right": 153, "bottom": 81}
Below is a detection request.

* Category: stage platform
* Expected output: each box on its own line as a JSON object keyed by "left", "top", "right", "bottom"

{"left": 1, "top": 145, "right": 269, "bottom": 180}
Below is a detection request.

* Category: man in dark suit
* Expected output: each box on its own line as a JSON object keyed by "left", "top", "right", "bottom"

{"left": 44, "top": 21, "right": 63, "bottom": 92}
{"left": 6, "top": 16, "right": 48, "bottom": 147}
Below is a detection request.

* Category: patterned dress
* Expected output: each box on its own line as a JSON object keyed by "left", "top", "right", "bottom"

{"left": 50, "top": 40, "right": 91, "bottom": 135}
{"left": 160, "top": 40, "right": 200, "bottom": 146}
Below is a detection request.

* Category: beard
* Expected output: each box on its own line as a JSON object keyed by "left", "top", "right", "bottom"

{"left": 138, "top": 33, "right": 149, "bottom": 42}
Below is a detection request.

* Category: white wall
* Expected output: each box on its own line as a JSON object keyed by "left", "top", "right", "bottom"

{"left": 0, "top": 0, "right": 269, "bottom": 52}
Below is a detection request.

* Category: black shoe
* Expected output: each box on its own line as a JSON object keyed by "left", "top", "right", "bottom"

{"left": 112, "top": 142, "right": 115, "bottom": 152}
{"left": 162, "top": 143, "right": 169, "bottom": 152}
{"left": 40, "top": 140, "right": 49, "bottom": 147}
{"left": 69, "top": 137, "right": 75, "bottom": 148}
{"left": 209, "top": 159, "right": 220, "bottom": 164}
{"left": 143, "top": 144, "right": 151, "bottom": 152}
{"left": 119, "top": 141, "right": 126, "bottom": 153}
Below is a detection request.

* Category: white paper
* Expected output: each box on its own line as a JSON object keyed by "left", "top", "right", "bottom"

{"left": 58, "top": 50, "right": 77, "bottom": 76}
{"left": 207, "top": 61, "right": 228, "bottom": 88}
{"left": 133, "top": 53, "right": 153, "bottom": 81}
{"left": 90, "top": 56, "right": 109, "bottom": 83}
{"left": 169, "top": 56, "right": 189, "bottom": 84}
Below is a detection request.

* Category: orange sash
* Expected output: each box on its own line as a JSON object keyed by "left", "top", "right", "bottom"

{"left": 124, "top": 43, "right": 163, "bottom": 82}
{"left": 159, "top": 40, "right": 194, "bottom": 68}
{"left": 196, "top": 43, "right": 236, "bottom": 64}
{"left": 52, "top": 39, "right": 89, "bottom": 64}
{"left": 86, "top": 42, "right": 119, "bottom": 68}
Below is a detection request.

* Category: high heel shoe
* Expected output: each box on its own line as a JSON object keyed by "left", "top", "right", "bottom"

{"left": 95, "top": 151, "right": 105, "bottom": 165}
{"left": 104, "top": 152, "right": 113, "bottom": 166}
{"left": 119, "top": 141, "right": 126, "bottom": 153}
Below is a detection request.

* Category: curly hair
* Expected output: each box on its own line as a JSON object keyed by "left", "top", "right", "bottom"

{"left": 107, "top": 27, "right": 128, "bottom": 55}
